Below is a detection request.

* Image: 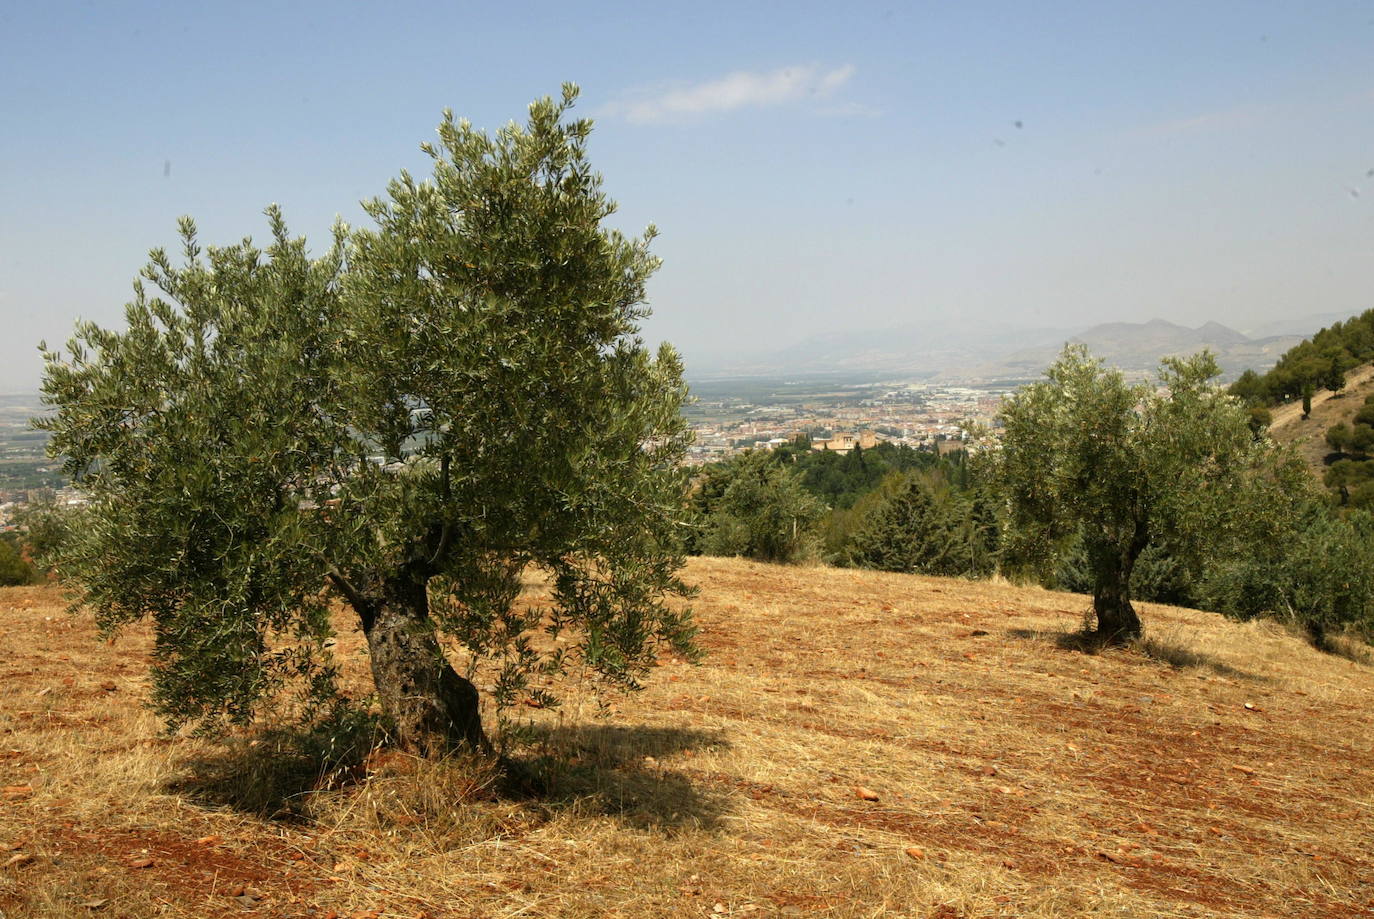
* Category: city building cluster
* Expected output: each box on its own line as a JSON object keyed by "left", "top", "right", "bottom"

{"left": 683, "top": 381, "right": 1009, "bottom": 465}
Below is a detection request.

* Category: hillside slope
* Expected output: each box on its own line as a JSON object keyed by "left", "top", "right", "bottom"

{"left": 2, "top": 560, "right": 1372, "bottom": 918}
{"left": 1268, "top": 362, "right": 1374, "bottom": 476}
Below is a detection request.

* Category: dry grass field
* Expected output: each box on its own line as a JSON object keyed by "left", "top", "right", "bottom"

{"left": 2, "top": 557, "right": 1373, "bottom": 918}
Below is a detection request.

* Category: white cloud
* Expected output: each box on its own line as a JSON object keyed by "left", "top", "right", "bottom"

{"left": 603, "top": 64, "right": 857, "bottom": 124}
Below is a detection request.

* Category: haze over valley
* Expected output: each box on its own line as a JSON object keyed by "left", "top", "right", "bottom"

{"left": 685, "top": 310, "right": 1365, "bottom": 383}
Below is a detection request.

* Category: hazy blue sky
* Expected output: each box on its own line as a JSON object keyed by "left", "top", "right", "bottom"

{"left": 3, "top": 1, "right": 1373, "bottom": 389}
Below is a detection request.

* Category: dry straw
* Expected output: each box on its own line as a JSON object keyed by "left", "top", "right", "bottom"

{"left": 2, "top": 559, "right": 1371, "bottom": 917}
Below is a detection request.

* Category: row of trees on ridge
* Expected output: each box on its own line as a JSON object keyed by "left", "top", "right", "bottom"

{"left": 1230, "top": 307, "right": 1374, "bottom": 406}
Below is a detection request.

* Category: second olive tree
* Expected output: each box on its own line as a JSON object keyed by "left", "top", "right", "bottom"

{"left": 998, "top": 345, "right": 1296, "bottom": 643}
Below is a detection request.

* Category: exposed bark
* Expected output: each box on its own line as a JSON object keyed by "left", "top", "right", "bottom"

{"left": 353, "top": 572, "right": 490, "bottom": 757}
{"left": 1089, "top": 522, "right": 1147, "bottom": 645}
{"left": 1092, "top": 564, "right": 1142, "bottom": 645}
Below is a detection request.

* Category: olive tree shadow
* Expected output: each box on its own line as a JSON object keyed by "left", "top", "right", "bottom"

{"left": 1134, "top": 635, "right": 1269, "bottom": 682}
{"left": 519, "top": 722, "right": 732, "bottom": 832}
{"left": 164, "top": 718, "right": 731, "bottom": 831}
{"left": 164, "top": 715, "right": 385, "bottom": 819}
{"left": 1005, "top": 626, "right": 1265, "bottom": 681}
{"left": 1005, "top": 625, "right": 1116, "bottom": 654}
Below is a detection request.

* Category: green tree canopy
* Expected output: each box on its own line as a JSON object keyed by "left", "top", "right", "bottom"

{"left": 37, "top": 86, "right": 696, "bottom": 756}
{"left": 1201, "top": 505, "right": 1374, "bottom": 648}
{"left": 998, "top": 345, "right": 1303, "bottom": 643}
{"left": 700, "top": 450, "right": 826, "bottom": 564}
{"left": 11, "top": 491, "right": 81, "bottom": 577}
{"left": 1229, "top": 308, "right": 1374, "bottom": 406}
{"left": 847, "top": 468, "right": 995, "bottom": 577}
{"left": 0, "top": 537, "right": 35, "bottom": 587}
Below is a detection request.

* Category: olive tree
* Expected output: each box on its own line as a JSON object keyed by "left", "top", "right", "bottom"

{"left": 998, "top": 345, "right": 1276, "bottom": 643}
{"left": 38, "top": 86, "right": 696, "bottom": 756}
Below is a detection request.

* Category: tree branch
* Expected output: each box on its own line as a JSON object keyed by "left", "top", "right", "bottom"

{"left": 426, "top": 452, "right": 454, "bottom": 569}
{"left": 326, "top": 569, "right": 375, "bottom": 631}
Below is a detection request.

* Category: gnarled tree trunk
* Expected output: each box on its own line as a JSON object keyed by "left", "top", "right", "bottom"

{"left": 1092, "top": 560, "right": 1142, "bottom": 644}
{"left": 353, "top": 573, "right": 490, "bottom": 757}
{"left": 1089, "top": 527, "right": 1146, "bottom": 645}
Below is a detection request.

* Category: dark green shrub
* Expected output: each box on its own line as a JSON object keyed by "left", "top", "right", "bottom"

{"left": 1201, "top": 507, "right": 1374, "bottom": 648}
{"left": 700, "top": 451, "right": 826, "bottom": 564}
{"left": 0, "top": 537, "right": 36, "bottom": 586}
{"left": 847, "top": 469, "right": 994, "bottom": 578}
{"left": 1326, "top": 423, "right": 1351, "bottom": 453}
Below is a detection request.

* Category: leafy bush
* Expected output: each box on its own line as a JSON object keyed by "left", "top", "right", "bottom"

{"left": 10, "top": 494, "right": 81, "bottom": 576}
{"left": 846, "top": 469, "right": 995, "bottom": 577}
{"left": 0, "top": 537, "right": 36, "bottom": 586}
{"left": 699, "top": 451, "right": 826, "bottom": 564}
{"left": 691, "top": 443, "right": 974, "bottom": 566}
{"left": 1327, "top": 423, "right": 1352, "bottom": 453}
{"left": 1201, "top": 508, "right": 1374, "bottom": 647}
{"left": 787, "top": 441, "right": 939, "bottom": 510}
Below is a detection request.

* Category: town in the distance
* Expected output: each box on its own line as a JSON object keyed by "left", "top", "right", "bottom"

{"left": 0, "top": 311, "right": 1355, "bottom": 520}
{"left": 683, "top": 376, "right": 1004, "bottom": 465}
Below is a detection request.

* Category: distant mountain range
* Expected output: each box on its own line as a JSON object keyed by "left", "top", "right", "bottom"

{"left": 687, "top": 311, "right": 1364, "bottom": 383}
{"left": 961, "top": 318, "right": 1297, "bottom": 382}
